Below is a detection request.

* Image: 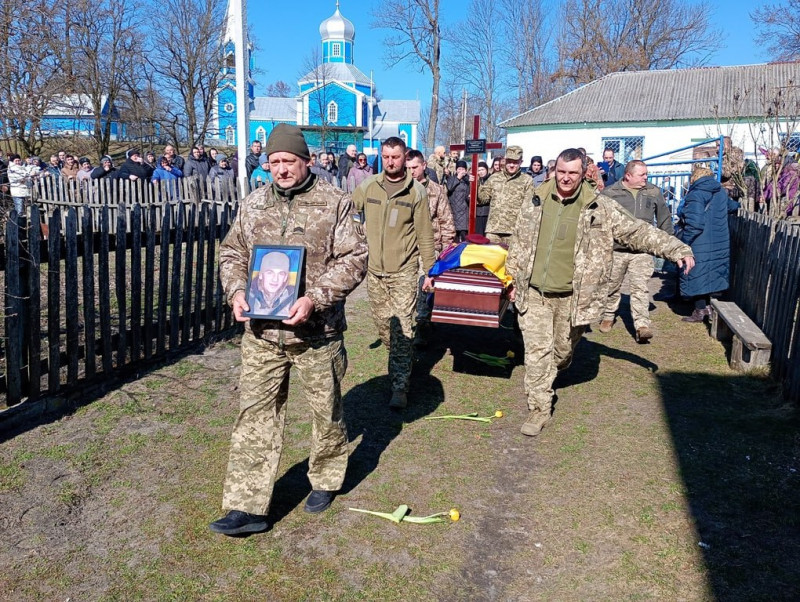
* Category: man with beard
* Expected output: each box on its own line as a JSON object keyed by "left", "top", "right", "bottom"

{"left": 352, "top": 137, "right": 436, "bottom": 410}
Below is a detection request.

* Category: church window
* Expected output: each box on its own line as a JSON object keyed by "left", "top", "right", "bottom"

{"left": 256, "top": 126, "right": 267, "bottom": 145}
{"left": 223, "top": 102, "right": 235, "bottom": 114}
{"left": 225, "top": 126, "right": 235, "bottom": 146}
{"left": 400, "top": 131, "right": 408, "bottom": 144}
{"left": 327, "top": 101, "right": 338, "bottom": 124}
{"left": 332, "top": 42, "right": 341, "bottom": 58}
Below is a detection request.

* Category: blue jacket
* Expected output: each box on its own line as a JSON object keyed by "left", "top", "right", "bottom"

{"left": 678, "top": 176, "right": 739, "bottom": 297}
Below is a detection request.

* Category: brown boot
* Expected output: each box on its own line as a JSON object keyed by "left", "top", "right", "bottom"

{"left": 635, "top": 326, "right": 653, "bottom": 343}
{"left": 598, "top": 319, "right": 614, "bottom": 333}
{"left": 682, "top": 309, "right": 707, "bottom": 323}
{"left": 520, "top": 410, "right": 551, "bottom": 437}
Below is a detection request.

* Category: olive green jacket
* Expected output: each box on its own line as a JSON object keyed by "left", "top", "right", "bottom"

{"left": 352, "top": 171, "right": 436, "bottom": 275}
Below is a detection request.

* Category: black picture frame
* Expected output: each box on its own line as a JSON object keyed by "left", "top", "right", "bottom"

{"left": 242, "top": 245, "right": 305, "bottom": 320}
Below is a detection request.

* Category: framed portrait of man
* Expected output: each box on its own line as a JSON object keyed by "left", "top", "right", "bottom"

{"left": 243, "top": 245, "right": 305, "bottom": 320}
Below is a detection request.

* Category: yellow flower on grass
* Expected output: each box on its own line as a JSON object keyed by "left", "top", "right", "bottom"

{"left": 506, "top": 351, "right": 515, "bottom": 358}
{"left": 449, "top": 508, "right": 461, "bottom": 522}
{"left": 494, "top": 410, "right": 504, "bottom": 418}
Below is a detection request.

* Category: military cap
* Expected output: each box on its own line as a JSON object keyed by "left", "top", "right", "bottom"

{"left": 505, "top": 146, "right": 523, "bottom": 161}
{"left": 259, "top": 251, "right": 290, "bottom": 272}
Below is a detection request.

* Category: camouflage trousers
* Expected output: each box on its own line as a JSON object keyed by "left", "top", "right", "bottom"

{"left": 518, "top": 287, "right": 586, "bottom": 412}
{"left": 602, "top": 251, "right": 654, "bottom": 329}
{"left": 222, "top": 332, "right": 349, "bottom": 515}
{"left": 367, "top": 267, "right": 418, "bottom": 392}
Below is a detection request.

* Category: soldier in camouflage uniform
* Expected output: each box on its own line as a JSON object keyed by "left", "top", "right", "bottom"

{"left": 478, "top": 146, "right": 535, "bottom": 244}
{"left": 406, "top": 149, "right": 456, "bottom": 342}
{"left": 353, "top": 138, "right": 436, "bottom": 409}
{"left": 506, "top": 149, "right": 694, "bottom": 437}
{"left": 209, "top": 124, "right": 368, "bottom": 536}
{"left": 598, "top": 160, "right": 674, "bottom": 342}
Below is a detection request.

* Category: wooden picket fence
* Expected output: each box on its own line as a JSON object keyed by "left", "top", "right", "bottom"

{"left": 728, "top": 213, "right": 800, "bottom": 400}
{"left": 1, "top": 199, "right": 237, "bottom": 406}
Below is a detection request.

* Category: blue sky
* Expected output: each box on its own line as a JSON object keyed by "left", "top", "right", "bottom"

{"left": 247, "top": 0, "right": 769, "bottom": 105}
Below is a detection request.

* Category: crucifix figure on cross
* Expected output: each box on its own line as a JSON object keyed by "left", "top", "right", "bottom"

{"left": 449, "top": 115, "right": 504, "bottom": 234}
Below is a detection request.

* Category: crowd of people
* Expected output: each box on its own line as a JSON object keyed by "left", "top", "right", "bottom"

{"left": 206, "top": 124, "right": 739, "bottom": 536}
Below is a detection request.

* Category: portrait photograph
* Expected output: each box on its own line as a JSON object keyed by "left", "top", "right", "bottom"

{"left": 243, "top": 245, "right": 305, "bottom": 320}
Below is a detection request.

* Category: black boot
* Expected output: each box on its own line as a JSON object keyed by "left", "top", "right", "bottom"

{"left": 682, "top": 308, "right": 707, "bottom": 323}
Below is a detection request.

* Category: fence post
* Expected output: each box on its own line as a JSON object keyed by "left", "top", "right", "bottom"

{"left": 5, "top": 211, "right": 23, "bottom": 405}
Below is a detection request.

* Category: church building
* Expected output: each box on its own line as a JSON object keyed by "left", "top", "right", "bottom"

{"left": 214, "top": 2, "right": 420, "bottom": 155}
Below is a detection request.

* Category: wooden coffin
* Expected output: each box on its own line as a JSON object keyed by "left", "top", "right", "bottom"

{"left": 431, "top": 266, "right": 509, "bottom": 328}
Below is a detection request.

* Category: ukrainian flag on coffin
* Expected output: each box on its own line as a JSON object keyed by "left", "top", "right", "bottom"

{"left": 429, "top": 243, "right": 512, "bottom": 286}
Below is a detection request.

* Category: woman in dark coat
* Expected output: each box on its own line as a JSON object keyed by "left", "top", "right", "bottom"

{"left": 446, "top": 159, "right": 471, "bottom": 241}
{"left": 678, "top": 167, "right": 740, "bottom": 322}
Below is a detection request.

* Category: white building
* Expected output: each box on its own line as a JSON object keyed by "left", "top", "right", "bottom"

{"left": 500, "top": 62, "right": 800, "bottom": 167}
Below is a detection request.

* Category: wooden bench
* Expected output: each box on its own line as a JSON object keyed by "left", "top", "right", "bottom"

{"left": 710, "top": 299, "right": 772, "bottom": 371}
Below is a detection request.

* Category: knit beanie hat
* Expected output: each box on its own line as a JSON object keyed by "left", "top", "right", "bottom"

{"left": 478, "top": 161, "right": 489, "bottom": 170}
{"left": 101, "top": 155, "right": 113, "bottom": 164}
{"left": 258, "top": 153, "right": 269, "bottom": 165}
{"left": 456, "top": 160, "right": 468, "bottom": 169}
{"left": 265, "top": 123, "right": 310, "bottom": 160}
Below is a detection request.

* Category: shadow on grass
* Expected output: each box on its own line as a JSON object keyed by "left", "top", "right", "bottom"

{"left": 555, "top": 337, "right": 660, "bottom": 391}
{"left": 267, "top": 336, "right": 449, "bottom": 525}
{"left": 656, "top": 371, "right": 800, "bottom": 600}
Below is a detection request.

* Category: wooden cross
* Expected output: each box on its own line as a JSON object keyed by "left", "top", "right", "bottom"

{"left": 449, "top": 115, "right": 504, "bottom": 233}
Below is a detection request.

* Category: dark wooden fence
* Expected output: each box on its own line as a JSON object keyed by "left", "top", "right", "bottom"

{"left": 729, "top": 213, "right": 800, "bottom": 400}
{"left": 2, "top": 199, "right": 237, "bottom": 406}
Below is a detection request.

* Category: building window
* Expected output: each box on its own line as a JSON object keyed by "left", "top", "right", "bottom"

{"left": 601, "top": 136, "right": 644, "bottom": 163}
{"left": 256, "top": 126, "right": 266, "bottom": 145}
{"left": 223, "top": 102, "right": 235, "bottom": 114}
{"left": 327, "top": 101, "right": 338, "bottom": 124}
{"left": 399, "top": 131, "right": 408, "bottom": 144}
{"left": 225, "top": 126, "right": 235, "bottom": 146}
{"left": 332, "top": 42, "right": 341, "bottom": 58}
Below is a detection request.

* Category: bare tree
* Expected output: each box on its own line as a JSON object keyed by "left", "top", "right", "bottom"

{"left": 267, "top": 81, "right": 293, "bottom": 97}
{"left": 298, "top": 47, "right": 336, "bottom": 151}
{"left": 751, "top": 0, "right": 800, "bottom": 60}
{"left": 557, "top": 0, "right": 721, "bottom": 87}
{"left": 499, "top": 0, "right": 561, "bottom": 113}
{"left": 445, "top": 0, "right": 510, "bottom": 144}
{"left": 372, "top": 0, "right": 442, "bottom": 150}
{"left": 70, "top": 0, "right": 142, "bottom": 158}
{"left": 144, "top": 0, "right": 227, "bottom": 148}
{"left": 0, "top": 0, "right": 65, "bottom": 156}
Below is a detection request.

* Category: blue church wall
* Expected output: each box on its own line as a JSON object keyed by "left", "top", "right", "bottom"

{"left": 355, "top": 84, "right": 371, "bottom": 96}
{"left": 398, "top": 124, "right": 412, "bottom": 145}
{"left": 300, "top": 82, "right": 315, "bottom": 94}
{"left": 322, "top": 40, "right": 353, "bottom": 64}
{"left": 307, "top": 84, "right": 356, "bottom": 127}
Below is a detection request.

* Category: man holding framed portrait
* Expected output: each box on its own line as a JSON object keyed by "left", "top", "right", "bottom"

{"left": 211, "top": 124, "right": 368, "bottom": 536}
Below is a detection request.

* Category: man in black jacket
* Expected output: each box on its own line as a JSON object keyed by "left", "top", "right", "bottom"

{"left": 245, "top": 140, "right": 262, "bottom": 178}
{"left": 115, "top": 149, "right": 153, "bottom": 182}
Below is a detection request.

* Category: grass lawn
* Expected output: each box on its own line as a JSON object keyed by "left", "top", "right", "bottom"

{"left": 0, "top": 286, "right": 797, "bottom": 601}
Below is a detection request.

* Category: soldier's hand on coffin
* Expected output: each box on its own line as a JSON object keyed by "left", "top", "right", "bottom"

{"left": 508, "top": 284, "right": 516, "bottom": 302}
{"left": 231, "top": 290, "right": 250, "bottom": 322}
{"left": 283, "top": 296, "right": 314, "bottom": 326}
{"left": 422, "top": 276, "right": 434, "bottom": 293}
{"left": 676, "top": 256, "right": 695, "bottom": 275}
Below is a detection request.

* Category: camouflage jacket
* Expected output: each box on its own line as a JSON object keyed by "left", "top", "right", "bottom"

{"left": 424, "top": 177, "right": 456, "bottom": 253}
{"left": 506, "top": 179, "right": 692, "bottom": 326}
{"left": 426, "top": 155, "right": 456, "bottom": 183}
{"left": 352, "top": 171, "right": 436, "bottom": 274}
{"left": 219, "top": 174, "right": 368, "bottom": 345}
{"left": 478, "top": 169, "right": 535, "bottom": 236}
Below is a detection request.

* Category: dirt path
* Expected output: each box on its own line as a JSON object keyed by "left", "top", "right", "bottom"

{"left": 1, "top": 277, "right": 797, "bottom": 601}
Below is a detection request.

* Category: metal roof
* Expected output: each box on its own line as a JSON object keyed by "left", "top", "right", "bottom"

{"left": 373, "top": 100, "right": 421, "bottom": 124}
{"left": 298, "top": 63, "right": 372, "bottom": 87}
{"left": 501, "top": 62, "right": 800, "bottom": 128}
{"left": 252, "top": 97, "right": 296, "bottom": 121}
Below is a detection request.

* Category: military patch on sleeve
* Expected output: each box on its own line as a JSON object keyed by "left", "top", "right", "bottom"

{"left": 367, "top": 198, "right": 382, "bottom": 205}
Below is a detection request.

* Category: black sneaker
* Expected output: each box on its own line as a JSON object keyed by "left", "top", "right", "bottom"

{"left": 208, "top": 510, "right": 269, "bottom": 536}
{"left": 304, "top": 490, "right": 335, "bottom": 514}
